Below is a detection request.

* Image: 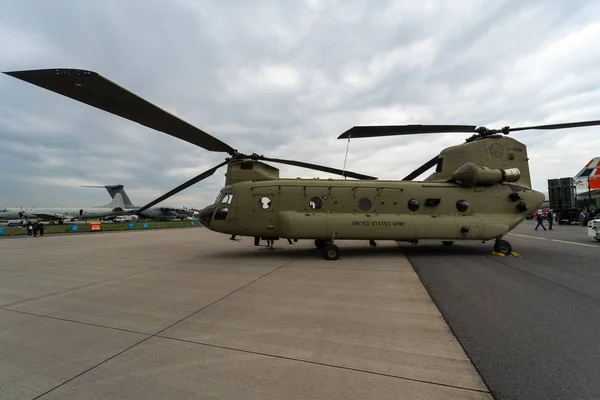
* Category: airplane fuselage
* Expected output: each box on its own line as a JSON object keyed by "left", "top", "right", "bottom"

{"left": 0, "top": 207, "right": 126, "bottom": 221}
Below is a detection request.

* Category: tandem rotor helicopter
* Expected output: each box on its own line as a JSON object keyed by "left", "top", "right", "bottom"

{"left": 5, "top": 68, "right": 600, "bottom": 260}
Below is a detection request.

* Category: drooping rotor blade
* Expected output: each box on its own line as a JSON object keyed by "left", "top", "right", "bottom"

{"left": 134, "top": 161, "right": 228, "bottom": 215}
{"left": 338, "top": 125, "right": 477, "bottom": 139}
{"left": 260, "top": 156, "right": 377, "bottom": 180}
{"left": 507, "top": 119, "right": 600, "bottom": 133}
{"left": 402, "top": 155, "right": 440, "bottom": 181}
{"left": 3, "top": 69, "right": 235, "bottom": 153}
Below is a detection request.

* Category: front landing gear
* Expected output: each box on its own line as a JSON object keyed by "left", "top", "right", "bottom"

{"left": 494, "top": 239, "right": 512, "bottom": 255}
{"left": 323, "top": 243, "right": 340, "bottom": 260}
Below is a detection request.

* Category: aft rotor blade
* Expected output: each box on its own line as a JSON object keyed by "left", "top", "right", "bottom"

{"left": 507, "top": 119, "right": 600, "bottom": 133}
{"left": 3, "top": 69, "right": 235, "bottom": 153}
{"left": 261, "top": 157, "right": 377, "bottom": 180}
{"left": 134, "top": 161, "right": 228, "bottom": 214}
{"left": 402, "top": 155, "right": 439, "bottom": 181}
{"left": 338, "top": 125, "right": 477, "bottom": 139}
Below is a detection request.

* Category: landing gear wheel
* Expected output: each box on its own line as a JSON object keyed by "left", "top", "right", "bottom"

{"left": 369, "top": 240, "right": 377, "bottom": 247}
{"left": 442, "top": 241, "right": 454, "bottom": 246}
{"left": 323, "top": 244, "right": 340, "bottom": 260}
{"left": 315, "top": 239, "right": 329, "bottom": 250}
{"left": 494, "top": 240, "right": 512, "bottom": 255}
{"left": 595, "top": 238, "right": 600, "bottom": 242}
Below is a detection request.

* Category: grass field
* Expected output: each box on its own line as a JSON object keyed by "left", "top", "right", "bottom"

{"left": 0, "top": 220, "right": 199, "bottom": 237}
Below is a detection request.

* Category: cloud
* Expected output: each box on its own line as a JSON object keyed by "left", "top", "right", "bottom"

{"left": 1, "top": 0, "right": 600, "bottom": 211}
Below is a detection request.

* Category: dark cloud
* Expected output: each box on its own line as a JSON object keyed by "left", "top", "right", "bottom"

{"left": 2, "top": 0, "right": 600, "bottom": 208}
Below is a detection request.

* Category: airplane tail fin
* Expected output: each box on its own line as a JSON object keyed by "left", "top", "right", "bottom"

{"left": 98, "top": 192, "right": 126, "bottom": 210}
{"left": 83, "top": 184, "right": 136, "bottom": 208}
{"left": 573, "top": 157, "right": 600, "bottom": 193}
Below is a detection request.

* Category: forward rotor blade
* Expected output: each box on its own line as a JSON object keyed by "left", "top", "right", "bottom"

{"left": 338, "top": 125, "right": 477, "bottom": 139}
{"left": 507, "top": 119, "right": 600, "bottom": 133}
{"left": 3, "top": 69, "right": 235, "bottom": 153}
{"left": 402, "top": 155, "right": 439, "bottom": 181}
{"left": 261, "top": 157, "right": 377, "bottom": 180}
{"left": 134, "top": 161, "right": 228, "bottom": 215}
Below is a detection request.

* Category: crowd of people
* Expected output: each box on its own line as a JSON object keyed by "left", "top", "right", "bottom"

{"left": 25, "top": 221, "right": 44, "bottom": 238}
{"left": 535, "top": 209, "right": 597, "bottom": 231}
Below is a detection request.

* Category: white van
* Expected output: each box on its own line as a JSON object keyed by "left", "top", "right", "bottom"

{"left": 114, "top": 215, "right": 139, "bottom": 223}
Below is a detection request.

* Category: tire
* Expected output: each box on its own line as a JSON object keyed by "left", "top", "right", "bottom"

{"left": 323, "top": 243, "right": 340, "bottom": 260}
{"left": 315, "top": 239, "right": 328, "bottom": 250}
{"left": 494, "top": 240, "right": 512, "bottom": 255}
{"left": 442, "top": 241, "right": 454, "bottom": 246}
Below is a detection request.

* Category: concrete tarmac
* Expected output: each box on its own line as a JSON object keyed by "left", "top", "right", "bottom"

{"left": 406, "top": 220, "right": 600, "bottom": 400}
{"left": 0, "top": 228, "right": 491, "bottom": 400}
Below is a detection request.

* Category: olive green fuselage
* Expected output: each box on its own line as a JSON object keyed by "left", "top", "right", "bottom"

{"left": 207, "top": 179, "right": 544, "bottom": 242}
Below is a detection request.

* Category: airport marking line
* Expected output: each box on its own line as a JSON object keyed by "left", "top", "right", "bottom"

{"left": 508, "top": 233, "right": 598, "bottom": 248}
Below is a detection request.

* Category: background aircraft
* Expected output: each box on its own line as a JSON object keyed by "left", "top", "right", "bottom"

{"left": 0, "top": 184, "right": 198, "bottom": 224}
{"left": 573, "top": 157, "right": 600, "bottom": 207}
{"left": 0, "top": 189, "right": 127, "bottom": 223}
{"left": 84, "top": 185, "right": 198, "bottom": 220}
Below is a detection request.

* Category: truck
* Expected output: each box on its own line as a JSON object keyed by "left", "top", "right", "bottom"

{"left": 547, "top": 178, "right": 580, "bottom": 225}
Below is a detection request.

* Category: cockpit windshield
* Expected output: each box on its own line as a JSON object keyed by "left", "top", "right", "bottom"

{"left": 215, "top": 186, "right": 233, "bottom": 204}
{"left": 220, "top": 193, "right": 233, "bottom": 205}
{"left": 0, "top": 209, "right": 8, "bottom": 212}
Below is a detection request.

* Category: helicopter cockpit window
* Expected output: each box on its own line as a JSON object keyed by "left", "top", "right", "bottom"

{"left": 214, "top": 207, "right": 229, "bottom": 220}
{"left": 309, "top": 197, "right": 322, "bottom": 210}
{"left": 220, "top": 193, "right": 233, "bottom": 205}
{"left": 258, "top": 196, "right": 272, "bottom": 210}
{"left": 0, "top": 209, "right": 7, "bottom": 212}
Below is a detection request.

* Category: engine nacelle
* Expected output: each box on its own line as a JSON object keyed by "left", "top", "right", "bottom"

{"left": 452, "top": 163, "right": 520, "bottom": 187}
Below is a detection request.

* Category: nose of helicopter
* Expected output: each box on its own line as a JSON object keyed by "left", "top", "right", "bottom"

{"left": 198, "top": 205, "right": 215, "bottom": 228}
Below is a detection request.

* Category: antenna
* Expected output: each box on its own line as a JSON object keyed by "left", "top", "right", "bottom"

{"left": 341, "top": 134, "right": 351, "bottom": 180}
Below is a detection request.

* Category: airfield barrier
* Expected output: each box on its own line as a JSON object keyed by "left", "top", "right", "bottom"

{"left": 0, "top": 220, "right": 199, "bottom": 237}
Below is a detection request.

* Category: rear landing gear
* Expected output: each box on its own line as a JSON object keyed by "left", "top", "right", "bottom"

{"left": 323, "top": 243, "right": 340, "bottom": 260}
{"left": 494, "top": 239, "right": 512, "bottom": 255}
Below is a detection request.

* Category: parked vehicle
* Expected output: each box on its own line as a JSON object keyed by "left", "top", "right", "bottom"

{"left": 548, "top": 178, "right": 579, "bottom": 225}
{"left": 114, "top": 215, "right": 139, "bottom": 223}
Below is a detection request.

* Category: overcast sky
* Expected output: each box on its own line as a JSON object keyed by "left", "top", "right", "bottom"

{"left": 2, "top": 0, "right": 600, "bottom": 208}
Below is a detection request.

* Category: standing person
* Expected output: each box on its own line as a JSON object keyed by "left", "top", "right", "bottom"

{"left": 547, "top": 210, "right": 554, "bottom": 230}
{"left": 33, "top": 221, "right": 39, "bottom": 237}
{"left": 580, "top": 210, "right": 586, "bottom": 226}
{"left": 26, "top": 221, "right": 33, "bottom": 238}
{"left": 39, "top": 222, "right": 45, "bottom": 237}
{"left": 535, "top": 213, "right": 546, "bottom": 231}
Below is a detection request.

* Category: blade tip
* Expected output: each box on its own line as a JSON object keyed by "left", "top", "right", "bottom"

{"left": 338, "top": 126, "right": 356, "bottom": 139}
{"left": 2, "top": 68, "right": 99, "bottom": 78}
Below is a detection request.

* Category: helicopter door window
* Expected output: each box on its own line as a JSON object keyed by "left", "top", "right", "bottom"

{"left": 258, "top": 196, "right": 272, "bottom": 210}
{"left": 309, "top": 197, "right": 322, "bottom": 210}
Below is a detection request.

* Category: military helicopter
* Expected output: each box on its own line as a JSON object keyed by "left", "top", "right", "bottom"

{"left": 5, "top": 68, "right": 600, "bottom": 260}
